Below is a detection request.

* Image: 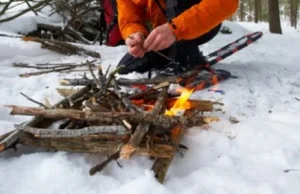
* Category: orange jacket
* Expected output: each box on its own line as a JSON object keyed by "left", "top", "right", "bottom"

{"left": 117, "top": 0, "right": 238, "bottom": 41}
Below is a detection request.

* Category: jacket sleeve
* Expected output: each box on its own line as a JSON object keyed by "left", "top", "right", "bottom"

{"left": 116, "top": 0, "right": 149, "bottom": 40}
{"left": 169, "top": 0, "right": 239, "bottom": 41}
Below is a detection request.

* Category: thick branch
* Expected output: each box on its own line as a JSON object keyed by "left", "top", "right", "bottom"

{"left": 151, "top": 126, "right": 186, "bottom": 183}
{"left": 7, "top": 105, "right": 200, "bottom": 129}
{"left": 25, "top": 85, "right": 92, "bottom": 127}
{"left": 20, "top": 125, "right": 128, "bottom": 138}
{"left": 18, "top": 133, "right": 174, "bottom": 158}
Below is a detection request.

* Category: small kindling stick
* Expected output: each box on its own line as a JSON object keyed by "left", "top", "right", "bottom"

{"left": 128, "top": 35, "right": 178, "bottom": 64}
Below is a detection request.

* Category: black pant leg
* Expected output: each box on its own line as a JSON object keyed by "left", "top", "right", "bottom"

{"left": 117, "top": 49, "right": 171, "bottom": 74}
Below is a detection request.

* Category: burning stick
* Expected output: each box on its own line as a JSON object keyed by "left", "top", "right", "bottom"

{"left": 127, "top": 82, "right": 170, "bottom": 100}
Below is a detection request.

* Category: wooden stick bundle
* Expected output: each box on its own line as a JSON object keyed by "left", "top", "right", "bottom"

{"left": 1, "top": 61, "right": 220, "bottom": 184}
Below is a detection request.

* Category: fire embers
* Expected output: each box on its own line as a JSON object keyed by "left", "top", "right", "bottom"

{"left": 179, "top": 69, "right": 233, "bottom": 91}
{"left": 130, "top": 87, "right": 194, "bottom": 115}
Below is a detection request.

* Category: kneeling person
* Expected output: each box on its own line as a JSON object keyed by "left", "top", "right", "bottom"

{"left": 116, "top": 0, "right": 239, "bottom": 75}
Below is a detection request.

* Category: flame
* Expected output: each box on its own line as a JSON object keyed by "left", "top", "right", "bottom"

{"left": 131, "top": 99, "right": 144, "bottom": 106}
{"left": 212, "top": 75, "right": 219, "bottom": 85}
{"left": 142, "top": 104, "right": 155, "bottom": 111}
{"left": 207, "top": 74, "right": 221, "bottom": 92}
{"left": 165, "top": 87, "right": 194, "bottom": 116}
{"left": 194, "top": 82, "right": 205, "bottom": 91}
{"left": 131, "top": 99, "right": 155, "bottom": 111}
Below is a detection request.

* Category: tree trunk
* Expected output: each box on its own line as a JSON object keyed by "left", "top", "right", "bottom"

{"left": 290, "top": 0, "right": 299, "bottom": 28}
{"left": 239, "top": 1, "right": 245, "bottom": 21}
{"left": 268, "top": 0, "right": 282, "bottom": 34}
{"left": 248, "top": 0, "right": 253, "bottom": 21}
{"left": 255, "top": 0, "right": 262, "bottom": 23}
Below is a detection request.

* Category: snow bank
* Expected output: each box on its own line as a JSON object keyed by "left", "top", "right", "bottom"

{"left": 0, "top": 2, "right": 63, "bottom": 34}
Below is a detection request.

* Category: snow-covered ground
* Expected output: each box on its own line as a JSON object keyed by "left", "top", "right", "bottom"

{"left": 1, "top": 8, "right": 300, "bottom": 193}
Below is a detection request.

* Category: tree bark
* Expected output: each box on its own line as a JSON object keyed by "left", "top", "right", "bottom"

{"left": 290, "top": 0, "right": 299, "bottom": 28}
{"left": 255, "top": 0, "right": 262, "bottom": 23}
{"left": 7, "top": 105, "right": 204, "bottom": 129}
{"left": 248, "top": 0, "right": 254, "bottom": 21}
{"left": 119, "top": 87, "right": 168, "bottom": 159}
{"left": 268, "top": 0, "right": 282, "bottom": 34}
{"left": 151, "top": 127, "right": 186, "bottom": 183}
{"left": 21, "top": 125, "right": 128, "bottom": 138}
{"left": 0, "top": 130, "right": 24, "bottom": 152}
{"left": 239, "top": 1, "right": 245, "bottom": 21}
{"left": 18, "top": 133, "right": 174, "bottom": 158}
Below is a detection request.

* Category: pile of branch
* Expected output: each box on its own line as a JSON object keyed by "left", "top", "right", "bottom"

{"left": 13, "top": 59, "right": 98, "bottom": 77}
{"left": 0, "top": 0, "right": 108, "bottom": 45}
{"left": 0, "top": 64, "right": 222, "bottom": 183}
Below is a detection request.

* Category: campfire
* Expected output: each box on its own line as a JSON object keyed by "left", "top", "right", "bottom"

{"left": 165, "top": 88, "right": 194, "bottom": 116}
{"left": 0, "top": 64, "right": 222, "bottom": 183}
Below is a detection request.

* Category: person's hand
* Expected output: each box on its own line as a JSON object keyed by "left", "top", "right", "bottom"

{"left": 125, "top": 32, "right": 145, "bottom": 58}
{"left": 143, "top": 23, "right": 176, "bottom": 52}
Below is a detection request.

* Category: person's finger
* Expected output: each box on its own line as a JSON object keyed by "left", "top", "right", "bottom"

{"left": 129, "top": 46, "right": 140, "bottom": 55}
{"left": 143, "top": 29, "right": 157, "bottom": 50}
{"left": 133, "top": 33, "right": 143, "bottom": 43}
{"left": 125, "top": 38, "right": 140, "bottom": 47}
{"left": 135, "top": 49, "right": 145, "bottom": 58}
{"left": 153, "top": 40, "right": 166, "bottom": 51}
{"left": 147, "top": 35, "right": 161, "bottom": 51}
{"left": 126, "top": 38, "right": 138, "bottom": 46}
